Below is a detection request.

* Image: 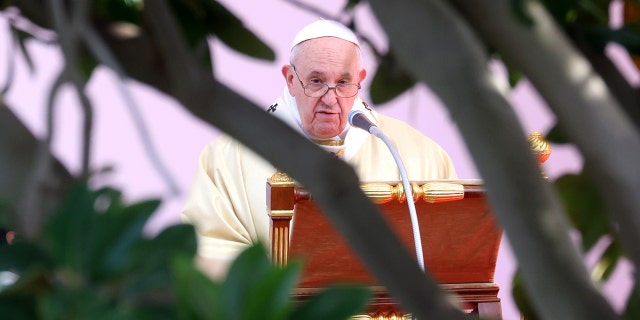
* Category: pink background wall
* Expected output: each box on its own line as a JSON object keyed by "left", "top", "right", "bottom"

{"left": 2, "top": 1, "right": 638, "bottom": 318}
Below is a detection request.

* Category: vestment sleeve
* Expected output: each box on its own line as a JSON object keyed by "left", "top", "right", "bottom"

{"left": 180, "top": 137, "right": 254, "bottom": 263}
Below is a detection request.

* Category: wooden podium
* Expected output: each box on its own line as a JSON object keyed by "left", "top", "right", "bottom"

{"left": 267, "top": 173, "right": 503, "bottom": 319}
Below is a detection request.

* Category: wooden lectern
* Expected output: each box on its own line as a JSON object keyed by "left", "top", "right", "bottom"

{"left": 267, "top": 173, "right": 503, "bottom": 319}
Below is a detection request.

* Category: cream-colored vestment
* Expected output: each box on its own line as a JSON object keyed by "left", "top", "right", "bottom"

{"left": 181, "top": 91, "right": 457, "bottom": 273}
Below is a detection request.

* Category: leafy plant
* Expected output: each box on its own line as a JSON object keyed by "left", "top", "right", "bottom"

{"left": 0, "top": 181, "right": 370, "bottom": 319}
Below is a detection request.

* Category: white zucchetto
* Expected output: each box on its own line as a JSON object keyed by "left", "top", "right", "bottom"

{"left": 290, "top": 19, "right": 360, "bottom": 50}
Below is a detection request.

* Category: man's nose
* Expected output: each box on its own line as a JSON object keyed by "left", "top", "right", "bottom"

{"left": 321, "top": 86, "right": 339, "bottom": 103}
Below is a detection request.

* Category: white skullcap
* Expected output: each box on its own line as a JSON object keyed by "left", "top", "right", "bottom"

{"left": 290, "top": 19, "right": 360, "bottom": 50}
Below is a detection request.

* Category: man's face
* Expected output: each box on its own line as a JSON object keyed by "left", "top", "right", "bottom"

{"left": 283, "top": 37, "right": 366, "bottom": 139}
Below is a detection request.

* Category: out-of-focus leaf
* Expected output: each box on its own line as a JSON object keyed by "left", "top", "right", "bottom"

{"left": 241, "top": 259, "right": 301, "bottom": 320}
{"left": 539, "top": 0, "right": 577, "bottom": 24}
{"left": 43, "top": 182, "right": 105, "bottom": 270}
{"left": 290, "top": 285, "right": 372, "bottom": 320}
{"left": 369, "top": 51, "right": 416, "bottom": 104}
{"left": 123, "top": 224, "right": 197, "bottom": 298}
{"left": 93, "top": 0, "right": 142, "bottom": 24}
{"left": 0, "top": 266, "right": 51, "bottom": 297}
{"left": 624, "top": 286, "right": 640, "bottom": 319}
{"left": 512, "top": 270, "right": 540, "bottom": 320}
{"left": 509, "top": 0, "right": 535, "bottom": 26}
{"left": 89, "top": 199, "right": 160, "bottom": 281}
{"left": 172, "top": 254, "right": 224, "bottom": 320}
{"left": 223, "top": 242, "right": 287, "bottom": 318}
{"left": 0, "top": 295, "right": 37, "bottom": 319}
{"left": 0, "top": 241, "right": 52, "bottom": 273}
{"left": 591, "top": 241, "right": 622, "bottom": 282}
{"left": 588, "top": 25, "right": 640, "bottom": 56}
{"left": 168, "top": 0, "right": 275, "bottom": 61}
{"left": 38, "top": 287, "right": 133, "bottom": 320}
{"left": 545, "top": 124, "right": 571, "bottom": 144}
{"left": 554, "top": 171, "right": 610, "bottom": 249}
{"left": 345, "top": 0, "right": 361, "bottom": 10}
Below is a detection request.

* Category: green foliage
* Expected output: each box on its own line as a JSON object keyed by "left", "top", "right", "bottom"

{"left": 0, "top": 181, "right": 195, "bottom": 318}
{"left": 0, "top": 182, "right": 370, "bottom": 319}
{"left": 369, "top": 51, "right": 417, "bottom": 104}
{"left": 173, "top": 243, "right": 372, "bottom": 320}
{"left": 512, "top": 271, "right": 540, "bottom": 320}
{"left": 166, "top": 0, "right": 275, "bottom": 61}
{"left": 625, "top": 287, "right": 640, "bottom": 319}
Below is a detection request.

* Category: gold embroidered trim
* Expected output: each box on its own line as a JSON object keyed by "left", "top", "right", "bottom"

{"left": 312, "top": 139, "right": 345, "bottom": 147}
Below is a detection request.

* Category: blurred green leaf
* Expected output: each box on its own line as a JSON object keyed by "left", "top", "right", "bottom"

{"left": 0, "top": 241, "right": 52, "bottom": 273}
{"left": 43, "top": 182, "right": 106, "bottom": 271}
{"left": 512, "top": 270, "right": 540, "bottom": 320}
{"left": 172, "top": 254, "right": 224, "bottom": 320}
{"left": 345, "top": 0, "right": 361, "bottom": 10}
{"left": 624, "top": 286, "right": 640, "bottom": 319}
{"left": 240, "top": 259, "right": 301, "bottom": 320}
{"left": 290, "top": 285, "right": 371, "bottom": 320}
{"left": 370, "top": 51, "right": 416, "bottom": 104}
{"left": 89, "top": 199, "right": 160, "bottom": 281}
{"left": 509, "top": 0, "right": 535, "bottom": 26}
{"left": 554, "top": 171, "right": 610, "bottom": 249}
{"left": 94, "top": 0, "right": 142, "bottom": 24}
{"left": 123, "top": 224, "right": 198, "bottom": 299}
{"left": 223, "top": 242, "right": 300, "bottom": 319}
{"left": 168, "top": 0, "right": 275, "bottom": 61}
{"left": 545, "top": 124, "right": 571, "bottom": 144}
{"left": 591, "top": 240, "right": 622, "bottom": 281}
{"left": 589, "top": 25, "right": 640, "bottom": 56}
{"left": 38, "top": 287, "right": 133, "bottom": 320}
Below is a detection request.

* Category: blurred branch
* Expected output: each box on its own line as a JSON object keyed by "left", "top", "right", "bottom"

{"left": 454, "top": 0, "right": 640, "bottom": 292}
{"left": 368, "top": 0, "right": 620, "bottom": 319}
{"left": 49, "top": 0, "right": 92, "bottom": 176}
{"left": 82, "top": 25, "right": 180, "bottom": 196}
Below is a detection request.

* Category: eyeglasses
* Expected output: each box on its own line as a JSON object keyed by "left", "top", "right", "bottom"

{"left": 291, "top": 64, "right": 361, "bottom": 98}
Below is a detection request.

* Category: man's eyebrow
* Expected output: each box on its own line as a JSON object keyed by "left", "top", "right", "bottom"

{"left": 306, "top": 70, "right": 353, "bottom": 79}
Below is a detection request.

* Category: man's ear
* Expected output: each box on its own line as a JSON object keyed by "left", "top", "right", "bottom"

{"left": 282, "top": 65, "right": 295, "bottom": 96}
{"left": 359, "top": 68, "right": 367, "bottom": 83}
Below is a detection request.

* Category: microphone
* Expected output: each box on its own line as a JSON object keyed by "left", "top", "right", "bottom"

{"left": 348, "top": 108, "right": 426, "bottom": 272}
{"left": 348, "top": 110, "right": 378, "bottom": 134}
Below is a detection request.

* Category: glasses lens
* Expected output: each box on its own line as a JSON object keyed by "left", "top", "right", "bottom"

{"left": 305, "top": 83, "right": 328, "bottom": 98}
{"left": 336, "top": 84, "right": 360, "bottom": 98}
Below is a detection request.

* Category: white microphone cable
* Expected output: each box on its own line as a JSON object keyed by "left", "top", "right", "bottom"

{"left": 348, "top": 110, "right": 425, "bottom": 271}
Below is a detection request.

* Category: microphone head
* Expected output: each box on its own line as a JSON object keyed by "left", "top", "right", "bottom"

{"left": 348, "top": 110, "right": 364, "bottom": 127}
{"left": 348, "top": 109, "right": 376, "bottom": 133}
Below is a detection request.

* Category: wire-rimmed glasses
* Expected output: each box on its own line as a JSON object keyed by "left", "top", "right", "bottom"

{"left": 291, "top": 64, "right": 361, "bottom": 98}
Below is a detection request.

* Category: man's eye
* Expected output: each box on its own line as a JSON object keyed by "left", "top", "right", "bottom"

{"left": 309, "top": 78, "right": 323, "bottom": 84}
{"left": 337, "top": 80, "right": 349, "bottom": 85}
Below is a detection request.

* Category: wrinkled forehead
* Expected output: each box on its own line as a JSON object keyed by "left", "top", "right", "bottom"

{"left": 291, "top": 37, "right": 362, "bottom": 72}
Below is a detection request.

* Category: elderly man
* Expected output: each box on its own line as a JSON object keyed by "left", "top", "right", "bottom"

{"left": 181, "top": 20, "right": 457, "bottom": 278}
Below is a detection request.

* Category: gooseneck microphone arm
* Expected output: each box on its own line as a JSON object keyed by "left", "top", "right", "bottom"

{"left": 348, "top": 110, "right": 425, "bottom": 272}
